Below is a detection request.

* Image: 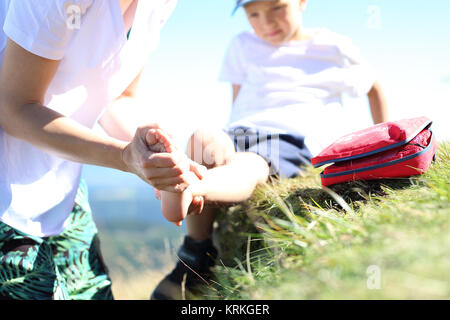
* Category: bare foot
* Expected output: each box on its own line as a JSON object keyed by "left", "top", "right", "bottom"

{"left": 146, "top": 129, "right": 201, "bottom": 226}
{"left": 146, "top": 129, "right": 174, "bottom": 153}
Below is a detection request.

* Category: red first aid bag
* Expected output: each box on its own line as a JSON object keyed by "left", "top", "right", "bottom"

{"left": 311, "top": 116, "right": 437, "bottom": 186}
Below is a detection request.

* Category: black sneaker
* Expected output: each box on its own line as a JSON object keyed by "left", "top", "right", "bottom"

{"left": 150, "top": 236, "right": 218, "bottom": 300}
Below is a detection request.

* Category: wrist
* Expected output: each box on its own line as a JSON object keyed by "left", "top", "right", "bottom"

{"left": 111, "top": 141, "right": 130, "bottom": 172}
{"left": 118, "top": 141, "right": 132, "bottom": 173}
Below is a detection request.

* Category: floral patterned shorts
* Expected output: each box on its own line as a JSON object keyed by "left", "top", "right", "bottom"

{"left": 0, "top": 180, "right": 113, "bottom": 300}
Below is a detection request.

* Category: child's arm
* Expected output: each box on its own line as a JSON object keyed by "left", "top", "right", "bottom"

{"left": 367, "top": 81, "right": 389, "bottom": 124}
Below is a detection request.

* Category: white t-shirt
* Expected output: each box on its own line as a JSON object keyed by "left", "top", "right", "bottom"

{"left": 219, "top": 29, "right": 376, "bottom": 157}
{"left": 0, "top": 0, "right": 177, "bottom": 237}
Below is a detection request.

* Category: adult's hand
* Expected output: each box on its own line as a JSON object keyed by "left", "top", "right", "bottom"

{"left": 122, "top": 124, "right": 206, "bottom": 193}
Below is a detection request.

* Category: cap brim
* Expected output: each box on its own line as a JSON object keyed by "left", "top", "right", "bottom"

{"left": 231, "top": 5, "right": 240, "bottom": 15}
{"left": 232, "top": 0, "right": 274, "bottom": 15}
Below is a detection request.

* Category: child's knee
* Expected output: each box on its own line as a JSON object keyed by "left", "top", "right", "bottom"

{"left": 186, "top": 128, "right": 235, "bottom": 168}
{"left": 250, "top": 153, "right": 270, "bottom": 183}
{"left": 232, "top": 152, "right": 270, "bottom": 183}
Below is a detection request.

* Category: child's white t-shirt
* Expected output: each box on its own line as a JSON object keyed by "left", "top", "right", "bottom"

{"left": 219, "top": 29, "right": 376, "bottom": 157}
{"left": 0, "top": 0, "right": 177, "bottom": 237}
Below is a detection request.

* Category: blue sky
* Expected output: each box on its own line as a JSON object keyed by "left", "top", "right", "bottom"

{"left": 85, "top": 0, "right": 450, "bottom": 188}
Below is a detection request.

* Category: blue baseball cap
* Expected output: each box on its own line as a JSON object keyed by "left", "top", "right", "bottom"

{"left": 232, "top": 0, "right": 275, "bottom": 15}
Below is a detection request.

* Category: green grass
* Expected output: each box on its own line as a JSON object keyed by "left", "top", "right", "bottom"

{"left": 204, "top": 143, "right": 450, "bottom": 300}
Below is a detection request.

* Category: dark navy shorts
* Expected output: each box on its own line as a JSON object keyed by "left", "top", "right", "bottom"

{"left": 225, "top": 126, "right": 313, "bottom": 178}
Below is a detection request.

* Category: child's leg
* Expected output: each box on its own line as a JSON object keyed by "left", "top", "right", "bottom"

{"left": 194, "top": 152, "right": 270, "bottom": 202}
{"left": 146, "top": 129, "right": 198, "bottom": 226}
{"left": 185, "top": 128, "right": 270, "bottom": 240}
{"left": 186, "top": 152, "right": 269, "bottom": 239}
{"left": 150, "top": 128, "right": 270, "bottom": 300}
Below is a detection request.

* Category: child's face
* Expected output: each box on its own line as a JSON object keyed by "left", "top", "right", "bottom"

{"left": 243, "top": 0, "right": 306, "bottom": 46}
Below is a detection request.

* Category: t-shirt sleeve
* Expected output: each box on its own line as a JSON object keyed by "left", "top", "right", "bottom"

{"left": 337, "top": 37, "right": 377, "bottom": 97}
{"left": 218, "top": 34, "right": 247, "bottom": 85}
{"left": 3, "top": 0, "right": 93, "bottom": 60}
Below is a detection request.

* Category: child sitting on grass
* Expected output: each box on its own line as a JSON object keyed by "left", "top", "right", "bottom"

{"left": 151, "top": 0, "right": 389, "bottom": 300}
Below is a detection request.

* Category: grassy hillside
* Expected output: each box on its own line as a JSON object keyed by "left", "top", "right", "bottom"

{"left": 102, "top": 143, "right": 449, "bottom": 300}
{"left": 202, "top": 143, "right": 450, "bottom": 300}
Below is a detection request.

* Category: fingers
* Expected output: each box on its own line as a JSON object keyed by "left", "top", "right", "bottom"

{"left": 145, "top": 152, "right": 183, "bottom": 168}
{"left": 139, "top": 161, "right": 184, "bottom": 188}
{"left": 146, "top": 128, "right": 175, "bottom": 153}
{"left": 145, "top": 129, "right": 158, "bottom": 146}
{"left": 188, "top": 196, "right": 204, "bottom": 216}
{"left": 152, "top": 177, "right": 189, "bottom": 192}
{"left": 189, "top": 160, "right": 207, "bottom": 180}
{"left": 141, "top": 154, "right": 201, "bottom": 192}
{"left": 147, "top": 166, "right": 183, "bottom": 179}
